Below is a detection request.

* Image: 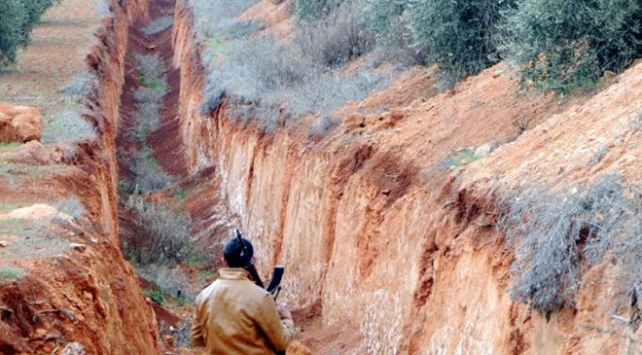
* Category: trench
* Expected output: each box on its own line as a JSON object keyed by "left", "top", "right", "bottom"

{"left": 109, "top": 0, "right": 484, "bottom": 353}
{"left": 3, "top": 0, "right": 637, "bottom": 352}
{"left": 113, "top": 0, "right": 320, "bottom": 351}
{"left": 114, "top": 0, "right": 207, "bottom": 348}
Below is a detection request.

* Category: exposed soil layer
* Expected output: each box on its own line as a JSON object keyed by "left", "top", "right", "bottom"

{"left": 170, "top": 1, "right": 642, "bottom": 353}
{"left": 4, "top": 0, "right": 642, "bottom": 353}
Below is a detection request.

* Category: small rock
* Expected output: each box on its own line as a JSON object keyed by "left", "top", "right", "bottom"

{"left": 62, "top": 342, "right": 86, "bottom": 355}
{"left": 0, "top": 241, "right": 8, "bottom": 248}
{"left": 287, "top": 341, "right": 312, "bottom": 355}
{"left": 474, "top": 144, "right": 492, "bottom": 157}
{"left": 601, "top": 70, "right": 616, "bottom": 81}
{"left": 1, "top": 204, "right": 73, "bottom": 222}
{"left": 0, "top": 102, "right": 43, "bottom": 142}
{"left": 69, "top": 243, "right": 86, "bottom": 252}
{"left": 0, "top": 140, "right": 59, "bottom": 165}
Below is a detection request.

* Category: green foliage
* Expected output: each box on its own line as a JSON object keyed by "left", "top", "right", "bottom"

{"left": 498, "top": 0, "right": 642, "bottom": 93}
{"left": 185, "top": 254, "right": 210, "bottom": 268}
{"left": 144, "top": 284, "right": 191, "bottom": 306}
{"left": 144, "top": 288, "right": 165, "bottom": 305}
{"left": 443, "top": 149, "right": 483, "bottom": 169}
{"left": 0, "top": 0, "right": 61, "bottom": 69}
{"left": 134, "top": 53, "right": 165, "bottom": 84}
{"left": 173, "top": 189, "right": 187, "bottom": 201}
{"left": 293, "top": 0, "right": 346, "bottom": 21}
{"left": 139, "top": 266, "right": 195, "bottom": 306}
{"left": 406, "top": 0, "right": 511, "bottom": 88}
{"left": 138, "top": 76, "right": 167, "bottom": 92}
{"left": 0, "top": 265, "right": 23, "bottom": 282}
{"left": 0, "top": 142, "right": 22, "bottom": 153}
{"left": 22, "top": 0, "right": 59, "bottom": 32}
{"left": 361, "top": 0, "right": 409, "bottom": 46}
{"left": 0, "top": 0, "right": 28, "bottom": 67}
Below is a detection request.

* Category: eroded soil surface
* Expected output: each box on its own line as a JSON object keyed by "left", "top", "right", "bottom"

{"left": 4, "top": 0, "right": 642, "bottom": 354}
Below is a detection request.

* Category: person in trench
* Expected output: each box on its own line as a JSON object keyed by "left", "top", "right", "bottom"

{"left": 191, "top": 235, "right": 296, "bottom": 354}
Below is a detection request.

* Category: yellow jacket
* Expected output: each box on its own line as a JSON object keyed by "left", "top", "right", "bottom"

{"left": 191, "top": 268, "right": 296, "bottom": 354}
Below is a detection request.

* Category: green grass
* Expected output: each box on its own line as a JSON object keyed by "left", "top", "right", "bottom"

{"left": 139, "top": 75, "right": 168, "bottom": 91}
{"left": 0, "top": 142, "right": 22, "bottom": 153}
{"left": 444, "top": 149, "right": 482, "bottom": 169}
{"left": 144, "top": 288, "right": 165, "bottom": 305}
{"left": 141, "top": 147, "right": 156, "bottom": 162}
{"left": 0, "top": 265, "right": 23, "bottom": 282}
{"left": 0, "top": 163, "right": 61, "bottom": 176}
{"left": 185, "top": 254, "right": 209, "bottom": 268}
{"left": 142, "top": 279, "right": 191, "bottom": 307}
{"left": 0, "top": 163, "right": 70, "bottom": 188}
{"left": 173, "top": 189, "right": 187, "bottom": 201}
{"left": 0, "top": 203, "right": 26, "bottom": 214}
{"left": 0, "top": 219, "right": 68, "bottom": 259}
{"left": 0, "top": 218, "right": 29, "bottom": 235}
{"left": 206, "top": 35, "right": 223, "bottom": 50}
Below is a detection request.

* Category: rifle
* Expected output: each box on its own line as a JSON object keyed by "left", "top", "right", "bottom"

{"left": 235, "top": 230, "right": 284, "bottom": 299}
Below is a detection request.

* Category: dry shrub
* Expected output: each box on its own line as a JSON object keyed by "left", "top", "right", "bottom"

{"left": 499, "top": 175, "right": 642, "bottom": 316}
{"left": 121, "top": 196, "right": 191, "bottom": 266}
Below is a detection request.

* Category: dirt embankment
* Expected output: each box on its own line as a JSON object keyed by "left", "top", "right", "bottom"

{"left": 171, "top": 1, "right": 642, "bottom": 353}
{"left": 3, "top": 0, "right": 640, "bottom": 353}
{"left": 0, "top": 0, "right": 161, "bottom": 354}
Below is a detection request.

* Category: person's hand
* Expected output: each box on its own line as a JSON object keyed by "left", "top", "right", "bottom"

{"left": 276, "top": 303, "right": 292, "bottom": 319}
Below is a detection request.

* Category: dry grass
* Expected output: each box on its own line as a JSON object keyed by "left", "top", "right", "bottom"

{"left": 498, "top": 175, "right": 642, "bottom": 316}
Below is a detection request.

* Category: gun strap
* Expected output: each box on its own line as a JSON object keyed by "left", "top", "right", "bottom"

{"left": 245, "top": 264, "right": 265, "bottom": 288}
